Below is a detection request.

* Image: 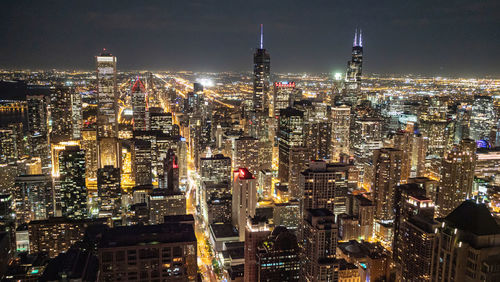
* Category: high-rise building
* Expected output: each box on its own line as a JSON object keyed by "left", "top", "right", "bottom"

{"left": 150, "top": 111, "right": 174, "bottom": 135}
{"left": 331, "top": 105, "right": 351, "bottom": 161}
{"left": 133, "top": 139, "right": 152, "bottom": 186}
{"left": 28, "top": 217, "right": 105, "bottom": 258}
{"left": 131, "top": 77, "right": 149, "bottom": 131}
{"left": 97, "top": 165, "right": 121, "bottom": 218}
{"left": 437, "top": 138, "right": 476, "bottom": 217}
{"left": 98, "top": 222, "right": 198, "bottom": 281}
{"left": 256, "top": 226, "right": 301, "bottom": 281}
{"left": 470, "top": 95, "right": 496, "bottom": 142}
{"left": 272, "top": 82, "right": 296, "bottom": 118}
{"left": 71, "top": 89, "right": 82, "bottom": 140}
{"left": 253, "top": 24, "right": 271, "bottom": 112}
{"left": 81, "top": 129, "right": 98, "bottom": 181}
{"left": 148, "top": 190, "right": 186, "bottom": 224}
{"left": 372, "top": 148, "right": 403, "bottom": 221}
{"left": 27, "top": 95, "right": 50, "bottom": 172}
{"left": 13, "top": 174, "right": 54, "bottom": 224}
{"left": 96, "top": 50, "right": 119, "bottom": 168}
{"left": 344, "top": 28, "right": 363, "bottom": 103}
{"left": 273, "top": 200, "right": 300, "bottom": 230}
{"left": 202, "top": 182, "right": 232, "bottom": 224}
{"left": 163, "top": 149, "right": 179, "bottom": 191}
{"left": 278, "top": 107, "right": 305, "bottom": 185}
{"left": 301, "top": 161, "right": 351, "bottom": 217}
{"left": 232, "top": 168, "right": 257, "bottom": 240}
{"left": 351, "top": 117, "right": 383, "bottom": 161}
{"left": 57, "top": 146, "right": 87, "bottom": 219}
{"left": 50, "top": 86, "right": 73, "bottom": 143}
{"left": 0, "top": 128, "right": 19, "bottom": 162}
{"left": 302, "top": 208, "right": 338, "bottom": 281}
{"left": 244, "top": 216, "right": 272, "bottom": 282}
{"left": 431, "top": 201, "right": 500, "bottom": 281}
{"left": 234, "top": 136, "right": 260, "bottom": 175}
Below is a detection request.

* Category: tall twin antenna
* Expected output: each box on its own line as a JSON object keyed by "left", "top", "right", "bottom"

{"left": 353, "top": 28, "right": 363, "bottom": 47}
{"left": 260, "top": 24, "right": 264, "bottom": 49}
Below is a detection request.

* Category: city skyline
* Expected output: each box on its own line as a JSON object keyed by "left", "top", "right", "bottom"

{"left": 1, "top": 1, "right": 500, "bottom": 76}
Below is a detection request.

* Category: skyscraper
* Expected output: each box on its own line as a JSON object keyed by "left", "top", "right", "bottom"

{"left": 27, "top": 95, "right": 50, "bottom": 172}
{"left": 57, "top": 146, "right": 87, "bottom": 219}
{"left": 232, "top": 168, "right": 257, "bottom": 240}
{"left": 302, "top": 208, "right": 338, "bottom": 281}
{"left": 96, "top": 50, "right": 119, "bottom": 168}
{"left": 13, "top": 174, "right": 54, "bottom": 224}
{"left": 244, "top": 216, "right": 272, "bottom": 282}
{"left": 253, "top": 24, "right": 270, "bottom": 112}
{"left": 345, "top": 28, "right": 363, "bottom": 93}
{"left": 300, "top": 161, "right": 351, "bottom": 217}
{"left": 272, "top": 82, "right": 296, "bottom": 118}
{"left": 97, "top": 165, "right": 121, "bottom": 218}
{"left": 437, "top": 138, "right": 476, "bottom": 217}
{"left": 330, "top": 105, "right": 351, "bottom": 161}
{"left": 49, "top": 86, "right": 73, "bottom": 143}
{"left": 372, "top": 148, "right": 403, "bottom": 221}
{"left": 131, "top": 77, "right": 149, "bottom": 131}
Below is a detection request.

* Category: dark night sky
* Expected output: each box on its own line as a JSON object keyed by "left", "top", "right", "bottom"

{"left": 1, "top": 0, "right": 499, "bottom": 76}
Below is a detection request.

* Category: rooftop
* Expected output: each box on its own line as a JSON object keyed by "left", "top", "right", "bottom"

{"left": 444, "top": 200, "right": 500, "bottom": 236}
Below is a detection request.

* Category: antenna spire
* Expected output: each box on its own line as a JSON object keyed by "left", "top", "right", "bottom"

{"left": 359, "top": 29, "right": 363, "bottom": 47}
{"left": 353, "top": 28, "right": 358, "bottom": 47}
{"left": 260, "top": 24, "right": 264, "bottom": 49}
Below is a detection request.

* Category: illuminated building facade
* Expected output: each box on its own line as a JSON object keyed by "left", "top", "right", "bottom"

{"left": 71, "top": 89, "right": 82, "bottom": 140}
{"left": 256, "top": 226, "right": 300, "bottom": 281}
{"left": 57, "top": 146, "right": 87, "bottom": 219}
{"left": 98, "top": 222, "right": 197, "bottom": 281}
{"left": 150, "top": 111, "right": 174, "bottom": 135}
{"left": 232, "top": 168, "right": 257, "bottom": 240}
{"left": 234, "top": 136, "right": 260, "bottom": 175}
{"left": 133, "top": 139, "right": 152, "bottom": 186}
{"left": 278, "top": 107, "right": 305, "bottom": 188}
{"left": 148, "top": 190, "right": 186, "bottom": 224}
{"left": 302, "top": 208, "right": 338, "bottom": 282}
{"left": 163, "top": 149, "right": 179, "bottom": 191}
{"left": 272, "top": 82, "right": 296, "bottom": 118}
{"left": 27, "top": 95, "right": 51, "bottom": 173}
{"left": 13, "top": 174, "right": 54, "bottom": 224}
{"left": 244, "top": 216, "right": 272, "bottom": 282}
{"left": 96, "top": 51, "right": 119, "bottom": 168}
{"left": 131, "top": 77, "right": 149, "bottom": 131}
{"left": 49, "top": 86, "right": 73, "bottom": 143}
{"left": 470, "top": 95, "right": 496, "bottom": 142}
{"left": 253, "top": 24, "right": 270, "bottom": 112}
{"left": 300, "top": 161, "right": 350, "bottom": 217}
{"left": 437, "top": 138, "right": 476, "bottom": 217}
{"left": 372, "top": 148, "right": 403, "bottom": 221}
{"left": 331, "top": 105, "right": 351, "bottom": 161}
{"left": 97, "top": 165, "right": 121, "bottom": 218}
{"left": 81, "top": 129, "right": 98, "bottom": 181}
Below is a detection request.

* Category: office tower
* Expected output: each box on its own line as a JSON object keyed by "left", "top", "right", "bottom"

{"left": 200, "top": 154, "right": 231, "bottom": 184}
{"left": 0, "top": 163, "right": 17, "bottom": 195}
{"left": 372, "top": 148, "right": 403, "bottom": 221}
{"left": 28, "top": 217, "right": 105, "bottom": 258}
{"left": 437, "top": 138, "right": 476, "bottom": 217}
{"left": 164, "top": 149, "right": 179, "bottom": 191}
{"left": 432, "top": 201, "right": 500, "bottom": 281}
{"left": 27, "top": 95, "right": 50, "bottom": 172}
{"left": 278, "top": 107, "right": 305, "bottom": 187}
{"left": 272, "top": 82, "right": 296, "bottom": 118}
{"left": 58, "top": 146, "right": 87, "bottom": 219}
{"left": 392, "top": 183, "right": 435, "bottom": 265}
{"left": 470, "top": 95, "right": 496, "bottom": 141}
{"left": 331, "top": 105, "right": 351, "bottom": 161}
{"left": 411, "top": 133, "right": 428, "bottom": 177}
{"left": 96, "top": 50, "right": 119, "bottom": 168}
{"left": 81, "top": 129, "right": 98, "bottom": 181}
{"left": 97, "top": 165, "right": 121, "bottom": 218}
{"left": 419, "top": 118, "right": 451, "bottom": 158}
{"left": 302, "top": 208, "right": 338, "bottom": 282}
{"left": 131, "top": 77, "right": 149, "bottom": 131}
{"left": 150, "top": 111, "right": 174, "bottom": 135}
{"left": 98, "top": 222, "right": 197, "bottom": 281}
{"left": 337, "top": 240, "right": 391, "bottom": 282}
{"left": 50, "top": 86, "right": 73, "bottom": 143}
{"left": 232, "top": 168, "right": 257, "bottom": 240}
{"left": 345, "top": 28, "right": 363, "bottom": 88}
{"left": 351, "top": 116, "right": 383, "bottom": 160}
{"left": 133, "top": 139, "right": 152, "bottom": 186}
{"left": 0, "top": 194, "right": 13, "bottom": 222}
{"left": 273, "top": 200, "right": 300, "bottom": 230}
{"left": 148, "top": 190, "right": 186, "bottom": 224}
{"left": 71, "top": 89, "right": 82, "bottom": 140}
{"left": 244, "top": 217, "right": 273, "bottom": 282}
{"left": 0, "top": 128, "right": 18, "bottom": 162}
{"left": 295, "top": 100, "right": 332, "bottom": 160}
{"left": 393, "top": 130, "right": 412, "bottom": 183}
{"left": 234, "top": 136, "right": 260, "bottom": 175}
{"left": 13, "top": 174, "right": 54, "bottom": 224}
{"left": 301, "top": 161, "right": 350, "bottom": 217}
{"left": 258, "top": 169, "right": 273, "bottom": 199}
{"left": 256, "top": 226, "right": 300, "bottom": 281}
{"left": 253, "top": 24, "right": 271, "bottom": 112}
{"left": 353, "top": 194, "right": 374, "bottom": 240}
{"left": 203, "top": 182, "right": 232, "bottom": 224}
